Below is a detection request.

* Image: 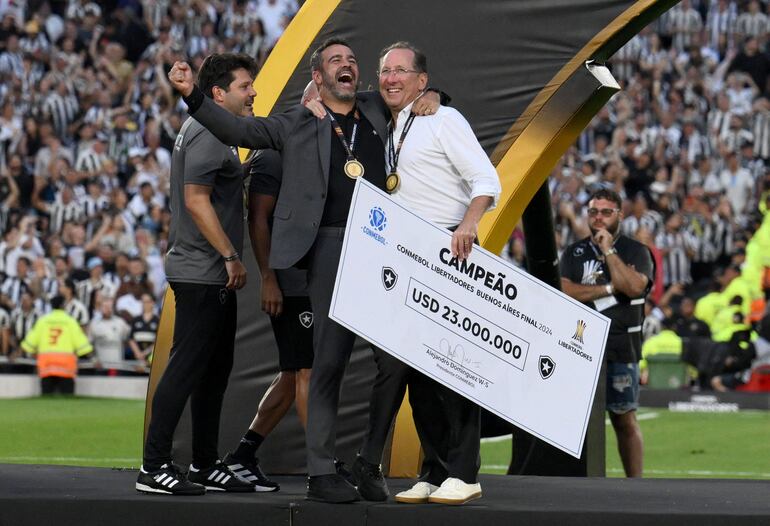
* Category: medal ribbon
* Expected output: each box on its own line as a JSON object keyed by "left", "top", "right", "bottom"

{"left": 387, "top": 113, "right": 416, "bottom": 174}
{"left": 325, "top": 106, "right": 360, "bottom": 161}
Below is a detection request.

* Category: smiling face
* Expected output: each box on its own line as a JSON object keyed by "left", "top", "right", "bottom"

{"left": 378, "top": 48, "right": 428, "bottom": 113}
{"left": 313, "top": 44, "right": 358, "bottom": 104}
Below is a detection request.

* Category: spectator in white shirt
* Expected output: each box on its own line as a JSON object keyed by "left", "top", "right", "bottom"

{"left": 88, "top": 297, "right": 130, "bottom": 371}
{"left": 719, "top": 150, "right": 754, "bottom": 216}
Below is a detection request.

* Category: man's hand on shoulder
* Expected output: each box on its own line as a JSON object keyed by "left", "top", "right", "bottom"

{"left": 303, "top": 96, "right": 327, "bottom": 119}
{"left": 168, "top": 61, "right": 194, "bottom": 97}
{"left": 411, "top": 90, "right": 440, "bottom": 116}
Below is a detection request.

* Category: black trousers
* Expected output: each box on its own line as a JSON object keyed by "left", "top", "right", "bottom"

{"left": 143, "top": 281, "right": 237, "bottom": 470}
{"left": 41, "top": 376, "right": 75, "bottom": 395}
{"left": 361, "top": 349, "right": 480, "bottom": 484}
{"left": 305, "top": 228, "right": 363, "bottom": 476}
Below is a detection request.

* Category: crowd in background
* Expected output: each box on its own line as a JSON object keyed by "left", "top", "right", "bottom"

{"left": 0, "top": 0, "right": 299, "bottom": 373}
{"left": 0, "top": 0, "right": 768, "bottom": 387}
{"left": 520, "top": 0, "right": 770, "bottom": 390}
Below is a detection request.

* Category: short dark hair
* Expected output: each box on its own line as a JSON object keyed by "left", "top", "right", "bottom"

{"left": 197, "top": 53, "right": 258, "bottom": 99}
{"left": 378, "top": 41, "right": 427, "bottom": 74}
{"left": 309, "top": 37, "right": 352, "bottom": 72}
{"left": 589, "top": 188, "right": 622, "bottom": 209}
{"left": 50, "top": 295, "right": 65, "bottom": 309}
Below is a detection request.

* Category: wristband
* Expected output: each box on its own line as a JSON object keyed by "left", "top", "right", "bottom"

{"left": 605, "top": 284, "right": 613, "bottom": 296}
{"left": 224, "top": 252, "right": 239, "bottom": 262}
{"left": 604, "top": 247, "right": 617, "bottom": 257}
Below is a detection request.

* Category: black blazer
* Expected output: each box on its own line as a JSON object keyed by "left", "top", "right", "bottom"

{"left": 188, "top": 91, "right": 390, "bottom": 269}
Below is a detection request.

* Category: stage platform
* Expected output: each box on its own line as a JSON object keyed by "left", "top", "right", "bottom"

{"left": 1, "top": 464, "right": 768, "bottom": 526}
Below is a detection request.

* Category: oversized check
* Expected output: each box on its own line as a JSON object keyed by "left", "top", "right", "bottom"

{"left": 329, "top": 179, "right": 610, "bottom": 458}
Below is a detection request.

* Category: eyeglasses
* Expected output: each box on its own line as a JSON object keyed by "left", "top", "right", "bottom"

{"left": 587, "top": 207, "right": 619, "bottom": 217}
{"left": 377, "top": 67, "right": 420, "bottom": 78}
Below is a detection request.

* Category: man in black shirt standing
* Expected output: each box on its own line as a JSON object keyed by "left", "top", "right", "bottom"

{"left": 559, "top": 189, "right": 654, "bottom": 478}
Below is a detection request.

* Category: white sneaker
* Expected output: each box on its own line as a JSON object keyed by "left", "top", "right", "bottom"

{"left": 394, "top": 481, "right": 439, "bottom": 504}
{"left": 427, "top": 477, "right": 482, "bottom": 505}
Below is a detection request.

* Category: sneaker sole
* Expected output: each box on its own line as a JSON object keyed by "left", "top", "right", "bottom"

{"left": 254, "top": 485, "right": 280, "bottom": 493}
{"left": 203, "top": 485, "right": 255, "bottom": 493}
{"left": 428, "top": 491, "right": 482, "bottom": 505}
{"left": 135, "top": 483, "right": 205, "bottom": 496}
{"left": 395, "top": 494, "right": 429, "bottom": 504}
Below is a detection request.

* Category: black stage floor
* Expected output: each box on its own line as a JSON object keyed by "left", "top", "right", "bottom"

{"left": 1, "top": 464, "right": 768, "bottom": 526}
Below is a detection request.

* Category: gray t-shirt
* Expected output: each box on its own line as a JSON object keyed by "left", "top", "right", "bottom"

{"left": 165, "top": 117, "right": 244, "bottom": 285}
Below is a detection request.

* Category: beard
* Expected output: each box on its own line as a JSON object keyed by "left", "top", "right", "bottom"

{"left": 589, "top": 218, "right": 620, "bottom": 237}
{"left": 321, "top": 69, "right": 356, "bottom": 102}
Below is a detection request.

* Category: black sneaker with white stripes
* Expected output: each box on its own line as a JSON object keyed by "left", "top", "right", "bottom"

{"left": 136, "top": 463, "right": 206, "bottom": 495}
{"left": 187, "top": 460, "right": 255, "bottom": 492}
{"left": 223, "top": 453, "right": 280, "bottom": 492}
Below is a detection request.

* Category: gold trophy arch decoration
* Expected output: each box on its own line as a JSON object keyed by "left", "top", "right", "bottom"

{"left": 147, "top": 0, "right": 679, "bottom": 476}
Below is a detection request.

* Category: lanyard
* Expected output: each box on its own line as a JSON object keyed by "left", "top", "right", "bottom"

{"left": 325, "top": 106, "right": 359, "bottom": 161}
{"left": 387, "top": 113, "right": 416, "bottom": 174}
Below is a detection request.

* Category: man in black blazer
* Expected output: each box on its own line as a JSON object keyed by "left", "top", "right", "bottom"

{"left": 168, "top": 41, "right": 440, "bottom": 503}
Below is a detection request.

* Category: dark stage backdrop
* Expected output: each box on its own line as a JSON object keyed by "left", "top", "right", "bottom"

{"left": 169, "top": 0, "right": 672, "bottom": 473}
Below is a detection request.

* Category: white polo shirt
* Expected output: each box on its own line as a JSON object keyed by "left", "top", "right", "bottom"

{"left": 387, "top": 101, "right": 501, "bottom": 228}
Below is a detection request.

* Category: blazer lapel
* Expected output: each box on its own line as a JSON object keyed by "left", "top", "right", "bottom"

{"left": 359, "top": 98, "right": 388, "bottom": 147}
{"left": 317, "top": 115, "right": 331, "bottom": 187}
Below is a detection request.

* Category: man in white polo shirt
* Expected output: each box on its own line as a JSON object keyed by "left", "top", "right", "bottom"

{"left": 352, "top": 41, "right": 501, "bottom": 506}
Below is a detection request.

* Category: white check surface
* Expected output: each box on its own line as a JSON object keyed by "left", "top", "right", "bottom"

{"left": 330, "top": 179, "right": 610, "bottom": 458}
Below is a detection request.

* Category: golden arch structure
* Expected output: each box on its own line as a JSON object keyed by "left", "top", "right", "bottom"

{"left": 147, "top": 0, "right": 678, "bottom": 475}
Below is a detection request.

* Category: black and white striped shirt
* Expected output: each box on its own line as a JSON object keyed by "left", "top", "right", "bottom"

{"left": 76, "top": 276, "right": 120, "bottom": 316}
{"left": 65, "top": 298, "right": 90, "bottom": 327}
{"left": 752, "top": 110, "right": 770, "bottom": 160}
{"left": 75, "top": 147, "right": 108, "bottom": 174}
{"left": 622, "top": 211, "right": 664, "bottom": 238}
{"left": 47, "top": 200, "right": 85, "bottom": 234}
{"left": 706, "top": 3, "right": 737, "bottom": 50}
{"left": 11, "top": 307, "right": 40, "bottom": 345}
{"left": 43, "top": 91, "right": 79, "bottom": 139}
{"left": 666, "top": 5, "right": 704, "bottom": 52}
{"left": 1, "top": 277, "right": 31, "bottom": 306}
{"left": 0, "top": 50, "right": 24, "bottom": 78}
{"left": 735, "top": 11, "right": 768, "bottom": 38}
{"left": 655, "top": 230, "right": 696, "bottom": 286}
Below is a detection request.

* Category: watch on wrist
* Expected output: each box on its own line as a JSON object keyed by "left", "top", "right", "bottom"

{"left": 605, "top": 284, "right": 614, "bottom": 296}
{"left": 224, "top": 252, "right": 239, "bottom": 262}
{"left": 604, "top": 247, "right": 617, "bottom": 257}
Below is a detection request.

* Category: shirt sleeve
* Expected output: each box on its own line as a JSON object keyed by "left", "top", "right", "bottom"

{"left": 183, "top": 127, "right": 227, "bottom": 187}
{"left": 248, "top": 149, "right": 283, "bottom": 196}
{"left": 629, "top": 243, "right": 655, "bottom": 294}
{"left": 559, "top": 248, "right": 580, "bottom": 283}
{"left": 436, "top": 109, "right": 501, "bottom": 208}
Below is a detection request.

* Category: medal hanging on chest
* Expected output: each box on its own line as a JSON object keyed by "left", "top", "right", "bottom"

{"left": 386, "top": 113, "right": 416, "bottom": 194}
{"left": 327, "top": 108, "right": 364, "bottom": 179}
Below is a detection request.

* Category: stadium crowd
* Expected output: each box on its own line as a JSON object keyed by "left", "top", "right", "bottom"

{"left": 0, "top": 0, "right": 768, "bottom": 389}
{"left": 0, "top": 0, "right": 299, "bottom": 374}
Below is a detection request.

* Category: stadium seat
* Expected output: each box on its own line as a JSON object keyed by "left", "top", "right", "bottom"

{"left": 735, "top": 365, "right": 770, "bottom": 393}
{"left": 646, "top": 353, "right": 689, "bottom": 389}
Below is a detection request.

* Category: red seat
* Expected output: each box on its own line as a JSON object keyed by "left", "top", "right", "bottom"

{"left": 736, "top": 365, "right": 770, "bottom": 392}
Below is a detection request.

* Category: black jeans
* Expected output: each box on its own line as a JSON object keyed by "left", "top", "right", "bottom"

{"left": 143, "top": 281, "right": 237, "bottom": 470}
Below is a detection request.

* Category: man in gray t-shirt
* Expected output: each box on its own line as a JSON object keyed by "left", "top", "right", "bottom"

{"left": 136, "top": 54, "right": 257, "bottom": 496}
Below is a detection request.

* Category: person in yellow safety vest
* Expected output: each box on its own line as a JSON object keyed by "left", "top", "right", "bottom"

{"left": 720, "top": 264, "right": 754, "bottom": 317}
{"left": 695, "top": 279, "right": 726, "bottom": 328}
{"left": 639, "top": 319, "right": 697, "bottom": 385}
{"left": 20, "top": 295, "right": 93, "bottom": 395}
{"left": 710, "top": 295, "right": 745, "bottom": 338}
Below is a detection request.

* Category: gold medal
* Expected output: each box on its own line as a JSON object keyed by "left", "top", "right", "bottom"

{"left": 385, "top": 172, "right": 400, "bottom": 193}
{"left": 344, "top": 159, "right": 365, "bottom": 179}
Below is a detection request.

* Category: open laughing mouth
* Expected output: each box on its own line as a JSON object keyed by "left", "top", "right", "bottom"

{"left": 337, "top": 70, "right": 355, "bottom": 88}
